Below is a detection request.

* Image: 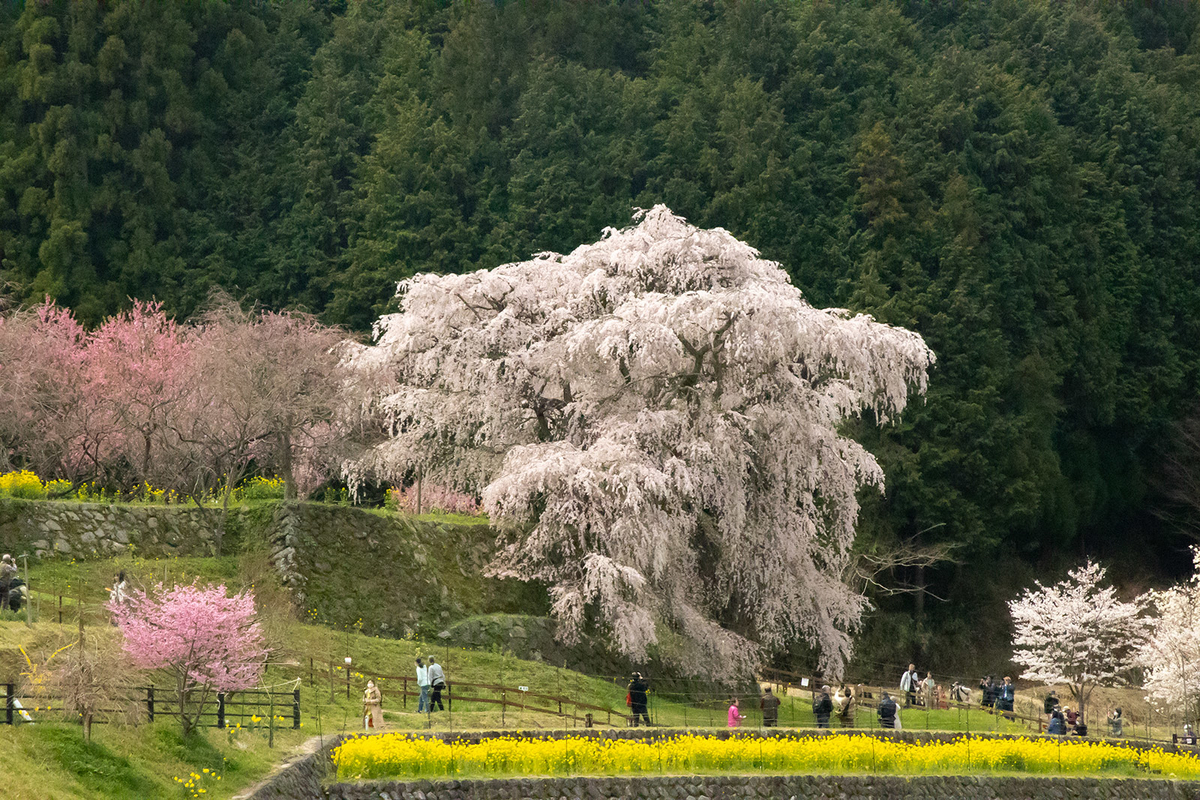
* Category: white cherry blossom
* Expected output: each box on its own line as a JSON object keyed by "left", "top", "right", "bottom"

{"left": 344, "top": 206, "right": 934, "bottom": 678}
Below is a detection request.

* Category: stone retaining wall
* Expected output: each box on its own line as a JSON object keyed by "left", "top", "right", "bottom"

{"left": 239, "top": 740, "right": 339, "bottom": 800}
{"left": 0, "top": 497, "right": 224, "bottom": 558}
{"left": 0, "top": 498, "right": 542, "bottom": 641}
{"left": 324, "top": 775, "right": 1200, "bottom": 800}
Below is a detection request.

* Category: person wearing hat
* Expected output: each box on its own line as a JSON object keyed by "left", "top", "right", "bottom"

{"left": 878, "top": 692, "right": 899, "bottom": 729}
{"left": 628, "top": 672, "right": 650, "bottom": 726}
{"left": 813, "top": 685, "right": 833, "bottom": 729}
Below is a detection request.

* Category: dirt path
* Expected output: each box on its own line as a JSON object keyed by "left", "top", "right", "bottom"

{"left": 231, "top": 734, "right": 326, "bottom": 800}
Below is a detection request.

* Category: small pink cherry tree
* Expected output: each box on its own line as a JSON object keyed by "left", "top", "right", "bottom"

{"left": 110, "top": 583, "right": 268, "bottom": 736}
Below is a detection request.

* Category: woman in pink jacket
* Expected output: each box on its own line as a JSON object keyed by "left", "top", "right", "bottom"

{"left": 727, "top": 698, "right": 745, "bottom": 728}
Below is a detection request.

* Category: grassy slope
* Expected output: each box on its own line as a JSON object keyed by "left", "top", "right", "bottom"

{"left": 0, "top": 548, "right": 1046, "bottom": 799}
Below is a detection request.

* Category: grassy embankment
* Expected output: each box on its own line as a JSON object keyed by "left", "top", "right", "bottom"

{"left": 0, "top": 549, "right": 1041, "bottom": 799}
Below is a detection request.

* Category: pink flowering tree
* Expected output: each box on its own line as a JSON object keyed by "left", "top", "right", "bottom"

{"left": 0, "top": 301, "right": 118, "bottom": 482}
{"left": 1009, "top": 560, "right": 1146, "bottom": 721}
{"left": 343, "top": 206, "right": 935, "bottom": 679}
{"left": 110, "top": 583, "right": 268, "bottom": 736}
{"left": 87, "top": 300, "right": 195, "bottom": 485}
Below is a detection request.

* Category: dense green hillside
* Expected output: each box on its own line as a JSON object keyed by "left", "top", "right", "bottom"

{"left": 3, "top": 0, "right": 1200, "bottom": 673}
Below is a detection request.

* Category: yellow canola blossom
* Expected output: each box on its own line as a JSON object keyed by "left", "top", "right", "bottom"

{"left": 334, "top": 733, "right": 1200, "bottom": 782}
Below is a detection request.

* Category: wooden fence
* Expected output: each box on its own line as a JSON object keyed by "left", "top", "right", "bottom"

{"left": 2, "top": 682, "right": 300, "bottom": 729}
{"left": 310, "top": 657, "right": 626, "bottom": 727}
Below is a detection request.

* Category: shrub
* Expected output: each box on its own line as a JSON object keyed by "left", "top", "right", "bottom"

{"left": 240, "top": 476, "right": 285, "bottom": 501}
{"left": 387, "top": 483, "right": 481, "bottom": 516}
{"left": 333, "top": 732, "right": 1200, "bottom": 781}
{"left": 0, "top": 470, "right": 47, "bottom": 499}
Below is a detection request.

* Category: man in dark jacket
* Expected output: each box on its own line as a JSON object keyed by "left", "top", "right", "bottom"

{"left": 979, "top": 676, "right": 996, "bottom": 709}
{"left": 813, "top": 685, "right": 833, "bottom": 728}
{"left": 878, "top": 692, "right": 898, "bottom": 729}
{"left": 760, "top": 687, "right": 782, "bottom": 727}
{"left": 1043, "top": 690, "right": 1059, "bottom": 715}
{"left": 628, "top": 672, "right": 650, "bottom": 727}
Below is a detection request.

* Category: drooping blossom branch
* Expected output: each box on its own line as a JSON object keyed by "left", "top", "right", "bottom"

{"left": 343, "top": 206, "right": 935, "bottom": 679}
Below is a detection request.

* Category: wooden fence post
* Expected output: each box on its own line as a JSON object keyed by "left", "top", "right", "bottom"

{"left": 217, "top": 693, "right": 226, "bottom": 729}
{"left": 293, "top": 689, "right": 300, "bottom": 730}
{"left": 403, "top": 677, "right": 408, "bottom": 709}
{"left": 5, "top": 684, "right": 12, "bottom": 725}
{"left": 147, "top": 687, "right": 155, "bottom": 723}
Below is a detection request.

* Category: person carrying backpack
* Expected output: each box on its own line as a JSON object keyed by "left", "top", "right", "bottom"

{"left": 878, "top": 692, "right": 898, "bottom": 729}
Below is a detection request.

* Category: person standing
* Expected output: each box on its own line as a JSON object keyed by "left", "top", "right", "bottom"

{"left": 427, "top": 657, "right": 446, "bottom": 712}
{"left": 362, "top": 680, "right": 383, "bottom": 729}
{"left": 878, "top": 692, "right": 898, "bottom": 729}
{"left": 109, "top": 571, "right": 128, "bottom": 604}
{"left": 628, "top": 672, "right": 650, "bottom": 727}
{"left": 921, "top": 672, "right": 936, "bottom": 709}
{"left": 836, "top": 685, "right": 856, "bottom": 728}
{"left": 727, "top": 698, "right": 745, "bottom": 728}
{"left": 813, "top": 685, "right": 833, "bottom": 729}
{"left": 415, "top": 657, "right": 430, "bottom": 713}
{"left": 997, "top": 676, "right": 1015, "bottom": 716}
{"left": 760, "top": 687, "right": 781, "bottom": 728}
{"left": 900, "top": 663, "right": 920, "bottom": 707}
{"left": 1108, "top": 707, "right": 1123, "bottom": 738}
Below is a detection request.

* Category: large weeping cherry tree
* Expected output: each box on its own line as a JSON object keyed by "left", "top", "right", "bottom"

{"left": 343, "top": 207, "right": 935, "bottom": 679}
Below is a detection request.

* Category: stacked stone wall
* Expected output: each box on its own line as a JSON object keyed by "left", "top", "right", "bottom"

{"left": 323, "top": 775, "right": 1200, "bottom": 800}
{"left": 0, "top": 499, "right": 542, "bottom": 641}
{"left": 0, "top": 497, "right": 222, "bottom": 558}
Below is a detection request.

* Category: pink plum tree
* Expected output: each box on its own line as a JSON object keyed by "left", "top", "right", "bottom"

{"left": 110, "top": 583, "right": 268, "bottom": 736}
{"left": 87, "top": 300, "right": 195, "bottom": 486}
{"left": 0, "top": 300, "right": 117, "bottom": 483}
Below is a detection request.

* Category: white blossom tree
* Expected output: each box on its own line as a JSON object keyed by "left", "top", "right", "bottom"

{"left": 1139, "top": 547, "right": 1200, "bottom": 722}
{"left": 343, "top": 206, "right": 935, "bottom": 679}
{"left": 1009, "top": 560, "right": 1146, "bottom": 721}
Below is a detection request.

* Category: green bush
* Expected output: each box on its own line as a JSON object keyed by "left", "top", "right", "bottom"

{"left": 0, "top": 470, "right": 47, "bottom": 500}
{"left": 240, "top": 477, "right": 285, "bottom": 501}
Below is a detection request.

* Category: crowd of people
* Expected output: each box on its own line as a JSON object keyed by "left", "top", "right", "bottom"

{"left": 345, "top": 660, "right": 1135, "bottom": 737}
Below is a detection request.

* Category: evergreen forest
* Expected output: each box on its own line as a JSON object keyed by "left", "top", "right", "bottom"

{"left": 3, "top": 0, "right": 1200, "bottom": 675}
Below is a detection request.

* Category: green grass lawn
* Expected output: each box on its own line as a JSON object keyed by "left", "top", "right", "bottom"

{"left": 0, "top": 551, "right": 1052, "bottom": 799}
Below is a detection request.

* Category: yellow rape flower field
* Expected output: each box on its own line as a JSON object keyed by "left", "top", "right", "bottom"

{"left": 334, "top": 733, "right": 1200, "bottom": 782}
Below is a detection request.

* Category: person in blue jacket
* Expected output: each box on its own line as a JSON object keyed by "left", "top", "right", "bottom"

{"left": 997, "top": 676, "right": 1015, "bottom": 715}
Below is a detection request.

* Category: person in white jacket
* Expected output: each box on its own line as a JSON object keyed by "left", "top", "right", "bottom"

{"left": 415, "top": 658, "right": 430, "bottom": 713}
{"left": 899, "top": 663, "right": 919, "bottom": 707}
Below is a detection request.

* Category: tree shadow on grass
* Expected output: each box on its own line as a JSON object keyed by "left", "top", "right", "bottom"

{"left": 33, "top": 725, "right": 159, "bottom": 799}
